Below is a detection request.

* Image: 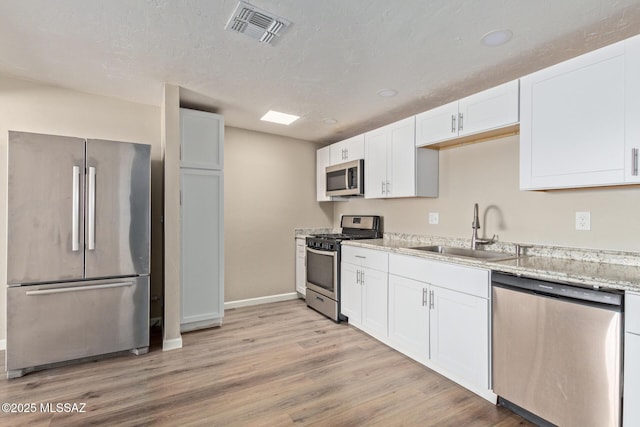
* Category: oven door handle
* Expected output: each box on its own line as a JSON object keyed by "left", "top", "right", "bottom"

{"left": 306, "top": 247, "right": 337, "bottom": 257}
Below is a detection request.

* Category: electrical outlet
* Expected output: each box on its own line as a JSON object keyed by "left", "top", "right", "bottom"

{"left": 429, "top": 212, "right": 439, "bottom": 225}
{"left": 576, "top": 211, "right": 591, "bottom": 231}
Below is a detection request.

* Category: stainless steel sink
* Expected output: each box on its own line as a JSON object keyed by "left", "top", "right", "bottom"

{"left": 409, "top": 245, "right": 517, "bottom": 261}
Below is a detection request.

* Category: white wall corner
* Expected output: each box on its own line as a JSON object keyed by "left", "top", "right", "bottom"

{"left": 162, "top": 336, "right": 183, "bottom": 351}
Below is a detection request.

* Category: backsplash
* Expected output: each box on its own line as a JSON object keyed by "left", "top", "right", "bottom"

{"left": 333, "top": 135, "right": 640, "bottom": 253}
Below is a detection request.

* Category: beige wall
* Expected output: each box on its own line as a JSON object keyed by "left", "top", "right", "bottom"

{"left": 0, "top": 74, "right": 162, "bottom": 342}
{"left": 335, "top": 135, "right": 640, "bottom": 252}
{"left": 224, "top": 127, "right": 333, "bottom": 301}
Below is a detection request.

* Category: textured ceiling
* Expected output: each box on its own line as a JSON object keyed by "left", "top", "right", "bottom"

{"left": 1, "top": 0, "right": 640, "bottom": 143}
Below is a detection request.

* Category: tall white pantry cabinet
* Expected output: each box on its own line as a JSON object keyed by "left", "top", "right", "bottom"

{"left": 179, "top": 108, "right": 225, "bottom": 332}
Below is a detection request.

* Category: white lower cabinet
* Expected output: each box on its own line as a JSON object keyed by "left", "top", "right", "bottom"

{"left": 295, "top": 237, "right": 306, "bottom": 297}
{"left": 386, "top": 252, "right": 491, "bottom": 399}
{"left": 388, "top": 274, "right": 429, "bottom": 357}
{"left": 341, "top": 246, "right": 389, "bottom": 339}
{"left": 429, "top": 285, "right": 489, "bottom": 389}
{"left": 624, "top": 291, "right": 640, "bottom": 427}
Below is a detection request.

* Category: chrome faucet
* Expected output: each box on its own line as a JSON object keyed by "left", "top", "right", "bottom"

{"left": 471, "top": 203, "right": 496, "bottom": 250}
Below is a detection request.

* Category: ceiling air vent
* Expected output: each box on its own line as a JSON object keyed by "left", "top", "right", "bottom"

{"left": 225, "top": 1, "right": 291, "bottom": 45}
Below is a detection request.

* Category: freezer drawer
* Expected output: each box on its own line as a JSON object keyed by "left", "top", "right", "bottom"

{"left": 7, "top": 276, "right": 149, "bottom": 376}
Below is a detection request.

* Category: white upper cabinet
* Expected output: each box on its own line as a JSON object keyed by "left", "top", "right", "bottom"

{"left": 520, "top": 34, "right": 640, "bottom": 190}
{"left": 416, "top": 80, "right": 519, "bottom": 147}
{"left": 180, "top": 108, "right": 224, "bottom": 170}
{"left": 365, "top": 117, "right": 438, "bottom": 199}
{"left": 316, "top": 145, "right": 332, "bottom": 202}
{"left": 329, "top": 134, "right": 365, "bottom": 165}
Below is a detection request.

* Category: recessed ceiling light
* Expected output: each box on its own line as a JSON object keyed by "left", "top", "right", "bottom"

{"left": 481, "top": 29, "right": 513, "bottom": 47}
{"left": 323, "top": 118, "right": 338, "bottom": 125}
{"left": 377, "top": 89, "right": 398, "bottom": 98}
{"left": 260, "top": 110, "right": 300, "bottom": 125}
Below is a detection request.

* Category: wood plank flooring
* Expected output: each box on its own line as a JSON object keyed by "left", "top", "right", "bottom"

{"left": 0, "top": 299, "right": 531, "bottom": 426}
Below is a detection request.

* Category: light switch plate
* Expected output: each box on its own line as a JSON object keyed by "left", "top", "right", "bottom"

{"left": 576, "top": 211, "right": 591, "bottom": 231}
{"left": 429, "top": 212, "right": 439, "bottom": 225}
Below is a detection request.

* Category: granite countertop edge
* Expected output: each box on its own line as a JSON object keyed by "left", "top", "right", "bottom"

{"left": 341, "top": 235, "right": 640, "bottom": 294}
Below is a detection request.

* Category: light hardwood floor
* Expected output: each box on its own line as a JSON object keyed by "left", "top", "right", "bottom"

{"left": 0, "top": 299, "right": 531, "bottom": 426}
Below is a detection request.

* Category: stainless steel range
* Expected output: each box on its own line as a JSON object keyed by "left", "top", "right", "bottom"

{"left": 305, "top": 215, "right": 381, "bottom": 322}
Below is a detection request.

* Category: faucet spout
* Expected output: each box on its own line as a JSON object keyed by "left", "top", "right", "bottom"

{"left": 471, "top": 203, "right": 495, "bottom": 250}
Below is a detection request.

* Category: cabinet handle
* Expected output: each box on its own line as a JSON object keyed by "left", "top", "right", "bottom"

{"left": 356, "top": 270, "right": 360, "bottom": 284}
{"left": 345, "top": 148, "right": 348, "bottom": 160}
{"left": 422, "top": 288, "right": 428, "bottom": 306}
{"left": 429, "top": 290, "right": 435, "bottom": 309}
{"left": 386, "top": 181, "right": 390, "bottom": 195}
{"left": 458, "top": 112, "right": 464, "bottom": 132}
{"left": 451, "top": 114, "right": 456, "bottom": 133}
{"left": 361, "top": 270, "right": 365, "bottom": 285}
{"left": 355, "top": 255, "right": 366, "bottom": 259}
{"left": 633, "top": 148, "right": 639, "bottom": 176}
{"left": 381, "top": 181, "right": 385, "bottom": 195}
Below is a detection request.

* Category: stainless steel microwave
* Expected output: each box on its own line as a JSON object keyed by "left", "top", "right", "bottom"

{"left": 326, "top": 159, "right": 364, "bottom": 197}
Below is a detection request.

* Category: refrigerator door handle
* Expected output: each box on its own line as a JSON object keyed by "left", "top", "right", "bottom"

{"left": 25, "top": 281, "right": 134, "bottom": 296}
{"left": 72, "top": 166, "right": 80, "bottom": 252}
{"left": 87, "top": 166, "right": 96, "bottom": 250}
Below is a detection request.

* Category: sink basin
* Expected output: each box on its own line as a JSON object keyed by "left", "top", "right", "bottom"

{"left": 409, "top": 245, "right": 517, "bottom": 261}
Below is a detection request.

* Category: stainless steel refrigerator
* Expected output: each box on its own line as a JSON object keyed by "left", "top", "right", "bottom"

{"left": 6, "top": 130, "right": 151, "bottom": 378}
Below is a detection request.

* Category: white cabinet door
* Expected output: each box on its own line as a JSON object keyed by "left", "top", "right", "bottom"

{"left": 180, "top": 169, "right": 224, "bottom": 328}
{"left": 295, "top": 238, "right": 306, "bottom": 296}
{"left": 520, "top": 36, "right": 640, "bottom": 190}
{"left": 624, "top": 333, "right": 640, "bottom": 427}
{"left": 625, "top": 35, "right": 640, "bottom": 184}
{"left": 340, "top": 262, "right": 362, "bottom": 324}
{"left": 316, "top": 146, "right": 332, "bottom": 201}
{"left": 362, "top": 267, "right": 388, "bottom": 338}
{"left": 388, "top": 274, "right": 429, "bottom": 358}
{"left": 624, "top": 292, "right": 640, "bottom": 427}
{"left": 429, "top": 285, "right": 489, "bottom": 389}
{"left": 330, "top": 134, "right": 365, "bottom": 164}
{"left": 365, "top": 117, "right": 431, "bottom": 199}
{"left": 387, "top": 117, "right": 417, "bottom": 198}
{"left": 364, "top": 126, "right": 389, "bottom": 198}
{"left": 415, "top": 101, "right": 459, "bottom": 146}
{"left": 180, "top": 108, "right": 224, "bottom": 170}
{"left": 458, "top": 80, "right": 519, "bottom": 137}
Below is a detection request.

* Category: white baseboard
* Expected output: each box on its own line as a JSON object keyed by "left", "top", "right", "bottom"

{"left": 162, "top": 336, "right": 183, "bottom": 351}
{"left": 0, "top": 339, "right": 5, "bottom": 351}
{"left": 225, "top": 292, "right": 300, "bottom": 310}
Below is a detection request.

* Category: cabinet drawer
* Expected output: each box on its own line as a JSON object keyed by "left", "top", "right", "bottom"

{"left": 627, "top": 292, "right": 640, "bottom": 334}
{"left": 389, "top": 253, "right": 489, "bottom": 299}
{"left": 342, "top": 246, "right": 388, "bottom": 272}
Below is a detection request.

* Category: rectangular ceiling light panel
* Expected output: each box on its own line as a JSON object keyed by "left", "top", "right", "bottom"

{"left": 225, "top": 1, "right": 291, "bottom": 45}
{"left": 261, "top": 110, "right": 300, "bottom": 125}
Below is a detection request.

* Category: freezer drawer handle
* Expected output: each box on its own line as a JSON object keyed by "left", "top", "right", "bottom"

{"left": 25, "top": 281, "right": 133, "bottom": 296}
{"left": 72, "top": 166, "right": 81, "bottom": 251}
{"left": 87, "top": 166, "right": 96, "bottom": 250}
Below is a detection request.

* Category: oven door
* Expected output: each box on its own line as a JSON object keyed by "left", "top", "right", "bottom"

{"left": 306, "top": 247, "right": 338, "bottom": 300}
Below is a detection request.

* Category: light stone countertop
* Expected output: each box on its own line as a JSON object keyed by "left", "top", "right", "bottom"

{"left": 342, "top": 234, "right": 640, "bottom": 293}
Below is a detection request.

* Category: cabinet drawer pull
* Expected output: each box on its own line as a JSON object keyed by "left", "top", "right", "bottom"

{"left": 458, "top": 112, "right": 464, "bottom": 132}
{"left": 422, "top": 288, "right": 428, "bottom": 306}
{"left": 355, "top": 255, "right": 366, "bottom": 259}
{"left": 429, "top": 290, "right": 435, "bottom": 309}
{"left": 451, "top": 114, "right": 456, "bottom": 133}
{"left": 633, "top": 148, "right": 639, "bottom": 176}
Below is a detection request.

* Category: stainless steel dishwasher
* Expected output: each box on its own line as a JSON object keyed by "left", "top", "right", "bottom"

{"left": 492, "top": 272, "right": 623, "bottom": 427}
